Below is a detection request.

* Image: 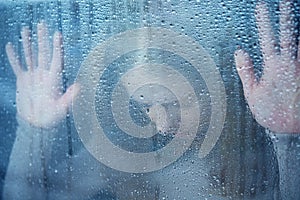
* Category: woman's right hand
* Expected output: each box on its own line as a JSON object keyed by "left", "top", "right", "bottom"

{"left": 6, "top": 22, "right": 80, "bottom": 128}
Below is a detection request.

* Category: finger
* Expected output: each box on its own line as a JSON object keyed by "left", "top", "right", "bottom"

{"left": 50, "top": 32, "right": 63, "bottom": 76}
{"left": 235, "top": 49, "right": 257, "bottom": 98}
{"left": 21, "top": 26, "right": 34, "bottom": 71}
{"left": 37, "top": 22, "right": 51, "bottom": 70}
{"left": 280, "top": 0, "right": 296, "bottom": 63}
{"left": 58, "top": 83, "right": 80, "bottom": 113}
{"left": 255, "top": 2, "right": 277, "bottom": 64}
{"left": 5, "top": 43, "right": 22, "bottom": 77}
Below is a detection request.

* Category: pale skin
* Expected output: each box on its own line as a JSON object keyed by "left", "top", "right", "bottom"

{"left": 235, "top": 0, "right": 300, "bottom": 133}
{"left": 6, "top": 22, "right": 80, "bottom": 128}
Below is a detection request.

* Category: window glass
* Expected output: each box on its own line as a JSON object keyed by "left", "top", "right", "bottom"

{"left": 0, "top": 0, "right": 299, "bottom": 199}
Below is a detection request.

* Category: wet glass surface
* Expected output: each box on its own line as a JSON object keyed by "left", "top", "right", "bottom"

{"left": 0, "top": 0, "right": 299, "bottom": 199}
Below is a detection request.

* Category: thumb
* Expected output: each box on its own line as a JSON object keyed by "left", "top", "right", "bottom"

{"left": 235, "top": 49, "right": 257, "bottom": 98}
{"left": 58, "top": 83, "right": 81, "bottom": 113}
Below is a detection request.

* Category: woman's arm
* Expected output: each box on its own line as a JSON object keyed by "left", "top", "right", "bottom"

{"left": 2, "top": 117, "right": 57, "bottom": 199}
{"left": 270, "top": 132, "right": 300, "bottom": 200}
{"left": 235, "top": 1, "right": 300, "bottom": 199}
{"left": 2, "top": 22, "right": 79, "bottom": 199}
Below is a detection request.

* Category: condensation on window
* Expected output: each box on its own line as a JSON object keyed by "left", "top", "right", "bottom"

{"left": 0, "top": 0, "right": 299, "bottom": 200}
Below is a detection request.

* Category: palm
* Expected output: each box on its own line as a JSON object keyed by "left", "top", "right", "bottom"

{"left": 6, "top": 23, "right": 79, "bottom": 128}
{"left": 16, "top": 69, "right": 63, "bottom": 128}
{"left": 235, "top": 0, "right": 300, "bottom": 133}
{"left": 247, "top": 57, "right": 299, "bottom": 133}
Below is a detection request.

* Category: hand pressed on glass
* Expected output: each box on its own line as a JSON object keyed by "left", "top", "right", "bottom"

{"left": 6, "top": 22, "right": 80, "bottom": 128}
{"left": 235, "top": 1, "right": 300, "bottom": 133}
